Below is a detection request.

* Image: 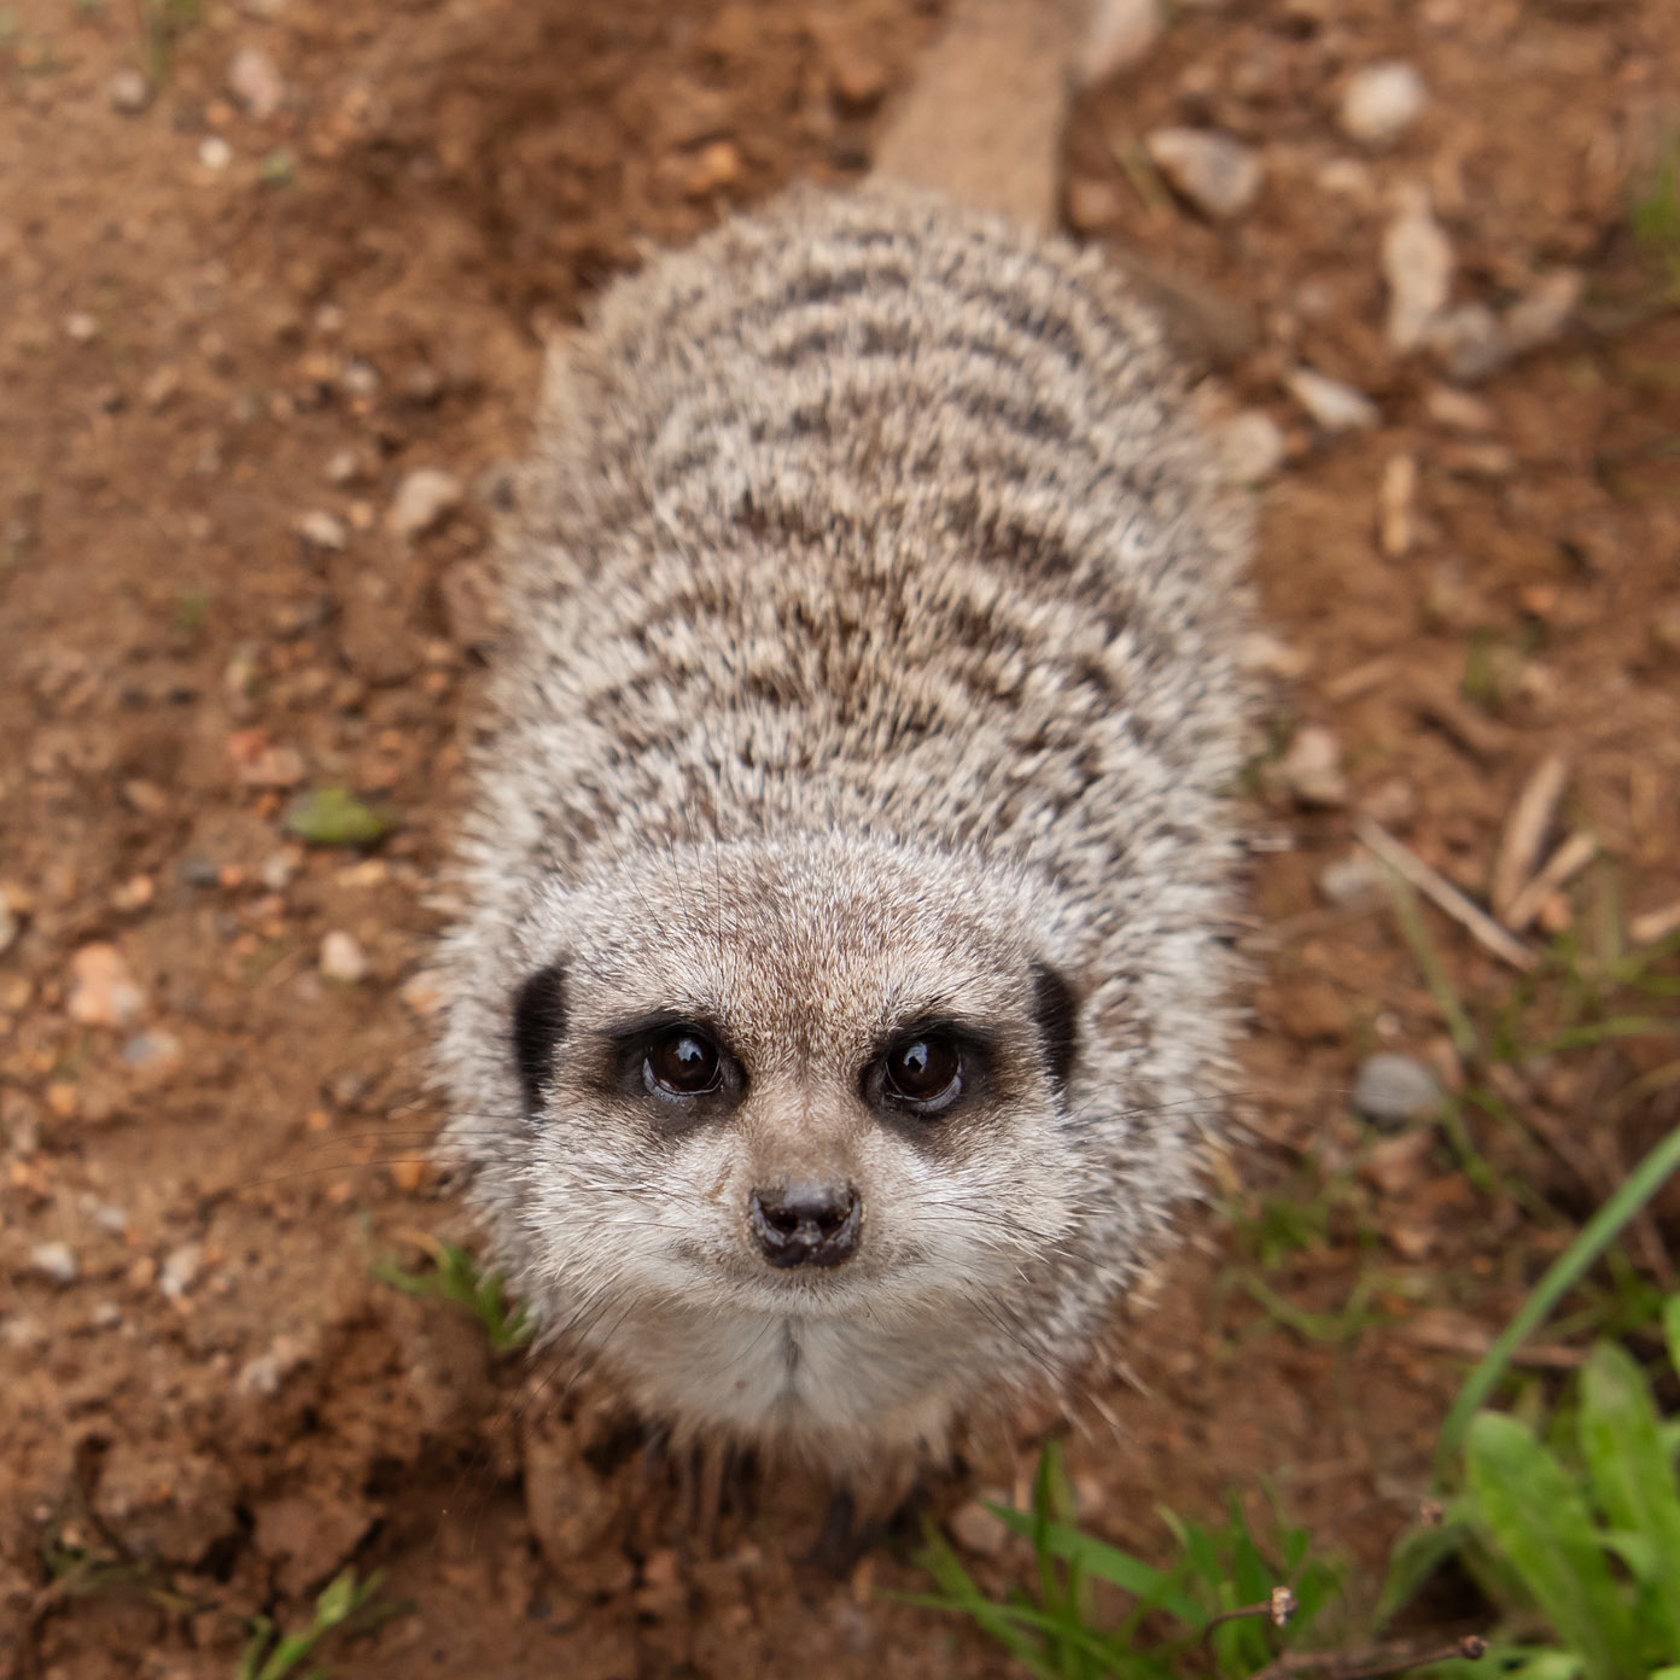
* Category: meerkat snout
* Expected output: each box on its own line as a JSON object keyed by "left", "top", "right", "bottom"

{"left": 749, "top": 1182, "right": 862, "bottom": 1269}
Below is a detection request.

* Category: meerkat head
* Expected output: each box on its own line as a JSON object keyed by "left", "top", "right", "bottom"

{"left": 458, "top": 829, "right": 1090, "bottom": 1455}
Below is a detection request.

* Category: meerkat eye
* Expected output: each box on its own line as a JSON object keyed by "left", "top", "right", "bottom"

{"left": 644, "top": 1028, "right": 723, "bottom": 1097}
{"left": 881, "top": 1034, "right": 963, "bottom": 1113}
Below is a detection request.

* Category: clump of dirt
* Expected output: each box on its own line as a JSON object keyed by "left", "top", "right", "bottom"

{"left": 2, "top": 0, "right": 1679, "bottom": 1675}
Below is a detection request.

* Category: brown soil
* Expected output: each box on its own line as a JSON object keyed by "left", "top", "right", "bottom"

{"left": 3, "top": 0, "right": 1678, "bottom": 1676}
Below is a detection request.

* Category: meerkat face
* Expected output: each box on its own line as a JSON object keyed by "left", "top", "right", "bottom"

{"left": 480, "top": 832, "right": 1088, "bottom": 1444}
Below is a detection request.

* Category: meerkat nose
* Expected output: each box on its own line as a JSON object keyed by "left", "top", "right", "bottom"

{"left": 749, "top": 1181, "right": 861, "bottom": 1270}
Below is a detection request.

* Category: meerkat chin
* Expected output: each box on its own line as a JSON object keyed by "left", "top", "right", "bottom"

{"left": 437, "top": 185, "right": 1252, "bottom": 1476}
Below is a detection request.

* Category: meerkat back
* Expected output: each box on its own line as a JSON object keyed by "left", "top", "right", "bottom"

{"left": 438, "top": 11, "right": 1251, "bottom": 1479}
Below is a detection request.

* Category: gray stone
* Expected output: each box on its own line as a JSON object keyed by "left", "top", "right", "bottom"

{"left": 1145, "top": 128, "right": 1263, "bottom": 220}
{"left": 1318, "top": 852, "right": 1383, "bottom": 908}
{"left": 1354, "top": 1053, "right": 1443, "bottom": 1129}
{"left": 1502, "top": 269, "right": 1582, "bottom": 356}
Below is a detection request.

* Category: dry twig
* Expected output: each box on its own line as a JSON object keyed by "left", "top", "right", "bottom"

{"left": 1249, "top": 1634, "right": 1487, "bottom": 1680}
{"left": 1354, "top": 816, "right": 1538, "bottom": 973}
{"left": 1490, "top": 754, "right": 1567, "bottom": 920}
{"left": 1630, "top": 894, "right": 1680, "bottom": 946}
{"left": 1502, "top": 831, "right": 1598, "bottom": 934}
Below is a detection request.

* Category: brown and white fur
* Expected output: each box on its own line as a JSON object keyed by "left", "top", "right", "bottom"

{"left": 438, "top": 42, "right": 1252, "bottom": 1484}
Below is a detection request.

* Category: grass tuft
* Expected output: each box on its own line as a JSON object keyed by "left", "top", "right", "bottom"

{"left": 235, "top": 1567, "right": 410, "bottom": 1680}
{"left": 374, "top": 1233, "right": 535, "bottom": 1354}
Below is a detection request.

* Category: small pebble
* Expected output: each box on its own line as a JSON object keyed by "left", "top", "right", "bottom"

{"left": 67, "top": 943, "right": 146, "bottom": 1029}
{"left": 1424, "top": 385, "right": 1495, "bottom": 432}
{"left": 2, "top": 1316, "right": 48, "bottom": 1351}
{"left": 296, "top": 510, "right": 348, "bottom": 552}
{"left": 92, "top": 1301, "right": 124, "bottom": 1329}
{"left": 237, "top": 1332, "right": 312, "bottom": 1395}
{"left": 1429, "top": 303, "right": 1505, "bottom": 383}
{"left": 340, "top": 359, "right": 380, "bottom": 397}
{"left": 1238, "top": 631, "right": 1311, "bottom": 680}
{"left": 399, "top": 970, "right": 447, "bottom": 1018}
{"left": 1278, "top": 725, "right": 1348, "bottom": 808}
{"left": 159, "top": 1241, "right": 203, "bottom": 1300}
{"left": 179, "top": 856, "right": 223, "bottom": 889}
{"left": 1382, "top": 186, "right": 1453, "bottom": 353}
{"left": 259, "top": 848, "right": 302, "bottom": 891}
{"left": 684, "top": 139, "right": 741, "bottom": 199}
{"left": 1317, "top": 851, "right": 1383, "bottom": 908}
{"left": 320, "top": 930, "right": 369, "bottom": 984}
{"left": 1075, "top": 0, "right": 1162, "bottom": 86}
{"left": 401, "top": 363, "right": 443, "bottom": 405}
{"left": 226, "top": 45, "right": 284, "bottom": 119}
{"left": 1353, "top": 1053, "right": 1443, "bottom": 1130}
{"left": 1340, "top": 61, "right": 1428, "bottom": 146}
{"left": 122, "top": 1030, "right": 184, "bottom": 1075}
{"left": 91, "top": 1203, "right": 130, "bottom": 1235}
{"left": 1218, "top": 410, "right": 1288, "bottom": 487}
{"left": 64, "top": 313, "right": 98, "bottom": 343}
{"left": 108, "top": 68, "right": 152, "bottom": 114}
{"left": 199, "top": 136, "right": 234, "bottom": 171}
{"left": 0, "top": 898, "right": 16, "bottom": 957}
{"left": 1145, "top": 127, "right": 1263, "bottom": 219}
{"left": 1501, "top": 269, "right": 1581, "bottom": 356}
{"left": 386, "top": 468, "right": 463, "bottom": 539}
{"left": 142, "top": 366, "right": 182, "bottom": 411}
{"left": 1317, "top": 157, "right": 1376, "bottom": 202}
{"left": 1286, "top": 367, "right": 1379, "bottom": 433}
{"left": 324, "top": 448, "right": 363, "bottom": 486}
{"left": 948, "top": 1493, "right": 1013, "bottom": 1558}
{"left": 32, "top": 1242, "right": 79, "bottom": 1286}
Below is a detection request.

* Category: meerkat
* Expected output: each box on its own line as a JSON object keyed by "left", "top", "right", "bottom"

{"left": 437, "top": 15, "right": 1252, "bottom": 1484}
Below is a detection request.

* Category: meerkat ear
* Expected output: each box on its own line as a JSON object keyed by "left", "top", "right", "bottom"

{"left": 511, "top": 964, "right": 567, "bottom": 1117}
{"left": 1031, "top": 962, "right": 1079, "bottom": 1093}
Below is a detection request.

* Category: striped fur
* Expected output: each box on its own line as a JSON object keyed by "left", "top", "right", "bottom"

{"left": 439, "top": 185, "right": 1251, "bottom": 1471}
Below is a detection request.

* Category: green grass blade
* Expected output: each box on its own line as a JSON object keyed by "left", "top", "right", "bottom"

{"left": 1578, "top": 1342, "right": 1680, "bottom": 1650}
{"left": 1542, "top": 1018, "right": 1680, "bottom": 1053}
{"left": 235, "top": 1624, "right": 273, "bottom": 1680}
{"left": 1381, "top": 874, "right": 1480, "bottom": 1059}
{"left": 990, "top": 1510, "right": 1206, "bottom": 1630}
{"left": 1666, "top": 1295, "right": 1680, "bottom": 1380}
{"left": 1375, "top": 1515, "right": 1473, "bottom": 1628}
{"left": 1435, "top": 1121, "right": 1680, "bottom": 1484}
{"left": 1465, "top": 1412, "right": 1637, "bottom": 1680}
{"left": 910, "top": 1525, "right": 1063, "bottom": 1680}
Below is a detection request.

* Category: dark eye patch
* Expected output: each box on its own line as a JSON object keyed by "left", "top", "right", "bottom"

{"left": 1031, "top": 962, "right": 1078, "bottom": 1093}
{"left": 511, "top": 964, "right": 567, "bottom": 1116}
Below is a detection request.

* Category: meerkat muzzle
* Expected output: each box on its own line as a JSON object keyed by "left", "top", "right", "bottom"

{"left": 749, "top": 1182, "right": 862, "bottom": 1269}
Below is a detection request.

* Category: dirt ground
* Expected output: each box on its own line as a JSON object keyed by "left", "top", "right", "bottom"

{"left": 3, "top": 0, "right": 1679, "bottom": 1675}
